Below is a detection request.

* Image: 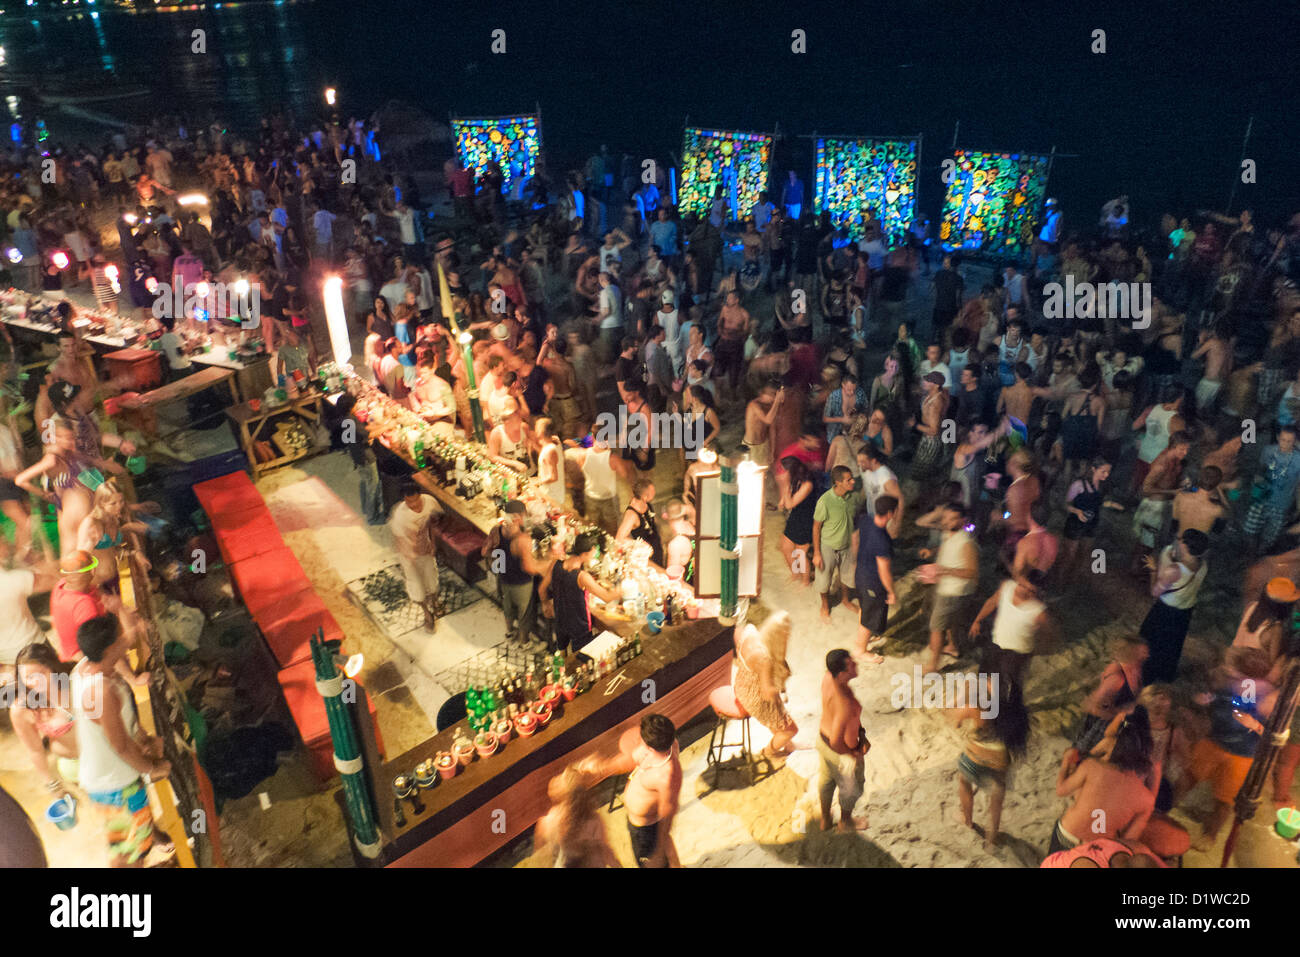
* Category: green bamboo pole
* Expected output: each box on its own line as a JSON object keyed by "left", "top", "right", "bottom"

{"left": 311, "top": 630, "right": 381, "bottom": 861}
{"left": 458, "top": 330, "right": 487, "bottom": 444}
{"left": 719, "top": 460, "right": 738, "bottom": 624}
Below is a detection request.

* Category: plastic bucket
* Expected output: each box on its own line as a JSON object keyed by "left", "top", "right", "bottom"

{"left": 45, "top": 795, "right": 77, "bottom": 831}
{"left": 126, "top": 455, "right": 147, "bottom": 476}
{"left": 1276, "top": 807, "right": 1300, "bottom": 840}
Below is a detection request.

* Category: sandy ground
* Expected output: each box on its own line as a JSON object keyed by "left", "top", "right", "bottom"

{"left": 9, "top": 242, "right": 1300, "bottom": 868}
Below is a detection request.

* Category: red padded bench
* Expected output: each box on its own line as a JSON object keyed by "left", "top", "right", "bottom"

{"left": 435, "top": 521, "right": 487, "bottom": 584}
{"left": 193, "top": 473, "right": 384, "bottom": 781}
{"left": 278, "top": 659, "right": 385, "bottom": 782}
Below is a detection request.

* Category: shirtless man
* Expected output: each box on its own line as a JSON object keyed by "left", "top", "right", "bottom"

{"left": 1191, "top": 325, "right": 1232, "bottom": 415}
{"left": 539, "top": 329, "right": 582, "bottom": 439}
{"left": 743, "top": 383, "right": 783, "bottom": 467}
{"left": 818, "top": 649, "right": 869, "bottom": 831}
{"left": 1012, "top": 502, "right": 1059, "bottom": 577}
{"left": 1171, "top": 465, "right": 1227, "bottom": 538}
{"left": 998, "top": 362, "right": 1035, "bottom": 426}
{"left": 587, "top": 713, "right": 682, "bottom": 867}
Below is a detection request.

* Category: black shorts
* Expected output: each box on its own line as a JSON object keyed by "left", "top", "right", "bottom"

{"left": 628, "top": 819, "right": 660, "bottom": 867}
{"left": 0, "top": 478, "right": 23, "bottom": 503}
{"left": 857, "top": 586, "right": 888, "bottom": 634}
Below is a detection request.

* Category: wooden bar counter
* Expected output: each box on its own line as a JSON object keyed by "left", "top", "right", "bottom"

{"left": 375, "top": 616, "right": 733, "bottom": 867}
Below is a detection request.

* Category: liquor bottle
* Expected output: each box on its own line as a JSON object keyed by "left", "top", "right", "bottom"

{"left": 633, "top": 634, "right": 642, "bottom": 657}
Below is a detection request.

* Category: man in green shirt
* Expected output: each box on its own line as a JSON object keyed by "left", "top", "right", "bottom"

{"left": 813, "top": 465, "right": 861, "bottom": 621}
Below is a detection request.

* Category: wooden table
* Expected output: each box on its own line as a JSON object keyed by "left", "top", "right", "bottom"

{"left": 225, "top": 392, "right": 326, "bottom": 479}
{"left": 374, "top": 617, "right": 733, "bottom": 867}
{"left": 112, "top": 365, "right": 235, "bottom": 441}
{"left": 191, "top": 351, "right": 273, "bottom": 406}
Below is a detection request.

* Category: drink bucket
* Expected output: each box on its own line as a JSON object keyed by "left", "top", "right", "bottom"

{"left": 1276, "top": 807, "right": 1300, "bottom": 840}
{"left": 46, "top": 795, "right": 77, "bottom": 831}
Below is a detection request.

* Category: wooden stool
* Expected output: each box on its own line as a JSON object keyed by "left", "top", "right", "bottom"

{"left": 705, "top": 685, "right": 757, "bottom": 789}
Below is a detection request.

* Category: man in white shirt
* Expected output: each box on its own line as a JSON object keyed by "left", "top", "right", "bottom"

{"left": 388, "top": 481, "right": 445, "bottom": 631}
{"left": 599, "top": 229, "right": 632, "bottom": 273}
{"left": 655, "top": 290, "right": 682, "bottom": 374}
{"left": 597, "top": 271, "right": 623, "bottom": 359}
{"left": 310, "top": 204, "right": 337, "bottom": 263}
{"left": 918, "top": 343, "right": 952, "bottom": 390}
{"left": 856, "top": 446, "right": 903, "bottom": 538}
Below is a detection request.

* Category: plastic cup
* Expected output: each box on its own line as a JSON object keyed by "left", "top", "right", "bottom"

{"left": 1277, "top": 807, "right": 1300, "bottom": 840}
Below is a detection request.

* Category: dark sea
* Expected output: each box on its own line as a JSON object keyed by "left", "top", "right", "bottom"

{"left": 2, "top": 0, "right": 1297, "bottom": 226}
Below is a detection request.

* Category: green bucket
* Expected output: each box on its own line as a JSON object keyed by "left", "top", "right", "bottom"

{"left": 126, "top": 455, "right": 147, "bottom": 476}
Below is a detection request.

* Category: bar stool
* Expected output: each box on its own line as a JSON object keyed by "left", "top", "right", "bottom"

{"left": 705, "top": 685, "right": 758, "bottom": 788}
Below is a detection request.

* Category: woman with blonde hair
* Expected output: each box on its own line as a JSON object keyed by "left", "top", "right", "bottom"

{"left": 732, "top": 611, "right": 797, "bottom": 758}
{"left": 535, "top": 764, "right": 619, "bottom": 868}
{"left": 76, "top": 478, "right": 149, "bottom": 593}
{"left": 825, "top": 412, "right": 868, "bottom": 477}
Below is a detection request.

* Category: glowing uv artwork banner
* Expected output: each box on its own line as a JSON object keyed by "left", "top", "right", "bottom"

{"left": 452, "top": 114, "right": 541, "bottom": 196}
{"left": 813, "top": 138, "right": 918, "bottom": 241}
{"left": 938, "top": 150, "right": 1050, "bottom": 254}
{"left": 678, "top": 127, "right": 773, "bottom": 221}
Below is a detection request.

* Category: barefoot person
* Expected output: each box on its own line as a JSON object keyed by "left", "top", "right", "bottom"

{"left": 813, "top": 466, "right": 861, "bottom": 621}
{"left": 778, "top": 456, "right": 817, "bottom": 586}
{"left": 733, "top": 612, "right": 798, "bottom": 758}
{"left": 925, "top": 502, "right": 979, "bottom": 674}
{"left": 818, "top": 649, "right": 869, "bottom": 831}
{"left": 388, "top": 480, "right": 445, "bottom": 631}
{"left": 589, "top": 713, "right": 682, "bottom": 867}
{"left": 72, "top": 614, "right": 174, "bottom": 868}
{"left": 949, "top": 660, "right": 1030, "bottom": 850}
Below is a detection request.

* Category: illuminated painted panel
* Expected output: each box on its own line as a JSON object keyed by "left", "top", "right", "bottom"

{"left": 678, "top": 127, "right": 773, "bottom": 220}
{"left": 452, "top": 114, "right": 541, "bottom": 195}
{"left": 813, "top": 137, "right": 918, "bottom": 241}
{"left": 938, "top": 150, "right": 1049, "bottom": 253}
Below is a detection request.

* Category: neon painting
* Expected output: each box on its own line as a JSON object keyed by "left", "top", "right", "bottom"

{"left": 452, "top": 114, "right": 541, "bottom": 195}
{"left": 678, "top": 127, "right": 773, "bottom": 221}
{"left": 938, "top": 150, "right": 1050, "bottom": 253}
{"left": 814, "top": 137, "right": 918, "bottom": 241}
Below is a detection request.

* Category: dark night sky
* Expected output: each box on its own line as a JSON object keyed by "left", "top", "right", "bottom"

{"left": 6, "top": 0, "right": 1297, "bottom": 223}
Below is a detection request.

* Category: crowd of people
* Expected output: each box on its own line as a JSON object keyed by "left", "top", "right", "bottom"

{"left": 6, "top": 106, "right": 1300, "bottom": 869}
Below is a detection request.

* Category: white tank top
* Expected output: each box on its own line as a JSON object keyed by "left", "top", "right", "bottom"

{"left": 583, "top": 448, "right": 618, "bottom": 501}
{"left": 1159, "top": 548, "right": 1207, "bottom": 609}
{"left": 1139, "top": 405, "right": 1176, "bottom": 463}
{"left": 72, "top": 669, "right": 142, "bottom": 794}
{"left": 937, "top": 530, "right": 978, "bottom": 597}
{"left": 539, "top": 443, "right": 567, "bottom": 504}
{"left": 991, "top": 580, "right": 1044, "bottom": 654}
{"left": 494, "top": 422, "right": 526, "bottom": 461}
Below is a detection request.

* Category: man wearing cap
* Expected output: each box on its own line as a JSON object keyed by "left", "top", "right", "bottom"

{"left": 912, "top": 371, "right": 950, "bottom": 481}
{"left": 655, "top": 290, "right": 682, "bottom": 374}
